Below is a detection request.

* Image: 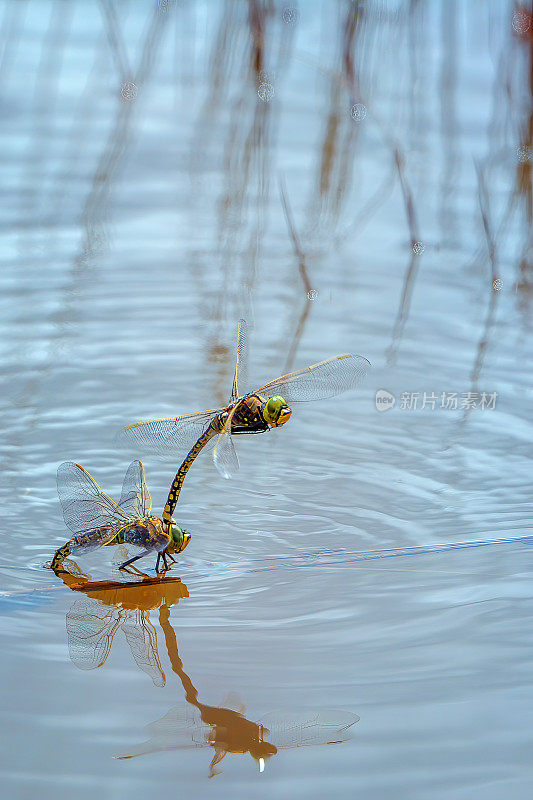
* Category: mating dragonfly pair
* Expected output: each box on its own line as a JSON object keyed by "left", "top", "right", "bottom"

{"left": 51, "top": 320, "right": 370, "bottom": 574}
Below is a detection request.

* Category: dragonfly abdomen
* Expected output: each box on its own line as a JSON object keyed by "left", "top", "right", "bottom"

{"left": 51, "top": 523, "right": 121, "bottom": 569}
{"left": 51, "top": 519, "right": 168, "bottom": 570}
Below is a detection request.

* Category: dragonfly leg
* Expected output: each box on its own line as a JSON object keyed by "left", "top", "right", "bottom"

{"left": 155, "top": 551, "right": 171, "bottom": 574}
{"left": 118, "top": 549, "right": 151, "bottom": 571}
{"left": 123, "top": 563, "right": 152, "bottom": 578}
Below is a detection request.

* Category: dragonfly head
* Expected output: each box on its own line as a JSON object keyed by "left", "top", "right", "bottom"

{"left": 262, "top": 395, "right": 291, "bottom": 428}
{"left": 167, "top": 524, "right": 191, "bottom": 554}
{"left": 250, "top": 741, "right": 278, "bottom": 766}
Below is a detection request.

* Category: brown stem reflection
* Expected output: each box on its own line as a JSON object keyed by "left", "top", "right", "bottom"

{"left": 386, "top": 150, "right": 423, "bottom": 366}
{"left": 457, "top": 163, "right": 501, "bottom": 430}
{"left": 308, "top": 0, "right": 365, "bottom": 242}
{"left": 514, "top": 1, "right": 533, "bottom": 314}
{"left": 279, "top": 177, "right": 313, "bottom": 373}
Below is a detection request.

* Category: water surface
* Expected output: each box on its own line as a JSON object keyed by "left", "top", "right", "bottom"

{"left": 1, "top": 2, "right": 532, "bottom": 798}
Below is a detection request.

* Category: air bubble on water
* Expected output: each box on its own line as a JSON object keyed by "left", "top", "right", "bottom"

{"left": 350, "top": 103, "right": 367, "bottom": 122}
{"left": 517, "top": 145, "right": 531, "bottom": 164}
{"left": 258, "top": 70, "right": 274, "bottom": 84}
{"left": 121, "top": 81, "right": 138, "bottom": 101}
{"left": 257, "top": 83, "right": 274, "bottom": 103}
{"left": 512, "top": 10, "right": 531, "bottom": 35}
{"left": 282, "top": 7, "right": 299, "bottom": 25}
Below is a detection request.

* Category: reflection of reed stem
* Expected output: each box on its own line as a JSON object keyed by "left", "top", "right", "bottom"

{"left": 394, "top": 148, "right": 419, "bottom": 249}
{"left": 279, "top": 178, "right": 313, "bottom": 373}
{"left": 279, "top": 177, "right": 312, "bottom": 294}
{"left": 386, "top": 149, "right": 422, "bottom": 365}
{"left": 467, "top": 163, "right": 500, "bottom": 389}
{"left": 456, "top": 162, "right": 501, "bottom": 432}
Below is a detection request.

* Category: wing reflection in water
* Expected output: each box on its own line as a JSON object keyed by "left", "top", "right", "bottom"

{"left": 56, "top": 570, "right": 188, "bottom": 688}
{"left": 117, "top": 703, "right": 359, "bottom": 777}
{"left": 116, "top": 604, "right": 360, "bottom": 777}
{"left": 55, "top": 569, "right": 359, "bottom": 776}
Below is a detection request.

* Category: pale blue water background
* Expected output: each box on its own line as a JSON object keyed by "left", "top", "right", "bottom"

{"left": 0, "top": 1, "right": 532, "bottom": 798}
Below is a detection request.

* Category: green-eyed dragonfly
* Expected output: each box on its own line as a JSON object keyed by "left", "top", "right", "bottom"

{"left": 50, "top": 460, "right": 190, "bottom": 573}
{"left": 117, "top": 319, "right": 370, "bottom": 529}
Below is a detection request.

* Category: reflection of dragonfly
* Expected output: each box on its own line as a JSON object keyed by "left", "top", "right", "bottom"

{"left": 50, "top": 460, "right": 190, "bottom": 573}
{"left": 118, "top": 319, "right": 371, "bottom": 529}
{"left": 116, "top": 604, "right": 360, "bottom": 777}
{"left": 57, "top": 571, "right": 188, "bottom": 687}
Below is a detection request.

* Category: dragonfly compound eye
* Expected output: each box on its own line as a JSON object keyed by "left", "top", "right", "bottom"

{"left": 170, "top": 525, "right": 191, "bottom": 553}
{"left": 263, "top": 396, "right": 291, "bottom": 427}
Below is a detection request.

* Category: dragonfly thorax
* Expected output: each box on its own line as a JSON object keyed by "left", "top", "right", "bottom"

{"left": 229, "top": 395, "right": 270, "bottom": 434}
{"left": 229, "top": 394, "right": 291, "bottom": 433}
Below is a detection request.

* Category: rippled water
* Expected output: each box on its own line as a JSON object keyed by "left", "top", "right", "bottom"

{"left": 1, "top": 2, "right": 532, "bottom": 798}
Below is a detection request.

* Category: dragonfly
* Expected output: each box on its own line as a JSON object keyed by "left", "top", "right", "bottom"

{"left": 50, "top": 460, "right": 191, "bottom": 574}
{"left": 57, "top": 572, "right": 188, "bottom": 687}
{"left": 117, "top": 319, "right": 371, "bottom": 530}
{"left": 116, "top": 704, "right": 360, "bottom": 776}
{"left": 115, "top": 603, "right": 360, "bottom": 776}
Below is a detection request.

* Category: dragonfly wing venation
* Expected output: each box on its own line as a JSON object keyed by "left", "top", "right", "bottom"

{"left": 257, "top": 709, "right": 360, "bottom": 748}
{"left": 231, "top": 318, "right": 249, "bottom": 402}
{"left": 114, "top": 705, "right": 207, "bottom": 758}
{"left": 213, "top": 407, "right": 240, "bottom": 479}
{"left": 116, "top": 409, "right": 223, "bottom": 459}
{"left": 118, "top": 460, "right": 152, "bottom": 518}
{"left": 68, "top": 523, "right": 128, "bottom": 555}
{"left": 122, "top": 612, "right": 166, "bottom": 688}
{"left": 57, "top": 462, "right": 133, "bottom": 533}
{"left": 66, "top": 596, "right": 123, "bottom": 671}
{"left": 255, "top": 354, "right": 371, "bottom": 403}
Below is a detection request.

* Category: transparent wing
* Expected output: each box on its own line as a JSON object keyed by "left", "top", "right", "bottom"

{"left": 255, "top": 354, "right": 371, "bottom": 403}
{"left": 122, "top": 611, "right": 166, "bottom": 688}
{"left": 231, "top": 318, "right": 249, "bottom": 402}
{"left": 57, "top": 462, "right": 133, "bottom": 534}
{"left": 144, "top": 704, "right": 205, "bottom": 739}
{"left": 212, "top": 407, "right": 239, "bottom": 479}
{"left": 68, "top": 523, "right": 129, "bottom": 555}
{"left": 118, "top": 461, "right": 151, "bottom": 518}
{"left": 114, "top": 705, "right": 208, "bottom": 759}
{"left": 66, "top": 596, "right": 123, "bottom": 670}
{"left": 220, "top": 691, "right": 246, "bottom": 715}
{"left": 258, "top": 709, "right": 360, "bottom": 749}
{"left": 116, "top": 409, "right": 222, "bottom": 460}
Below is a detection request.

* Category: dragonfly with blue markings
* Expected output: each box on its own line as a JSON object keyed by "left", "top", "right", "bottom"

{"left": 50, "top": 460, "right": 191, "bottom": 573}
